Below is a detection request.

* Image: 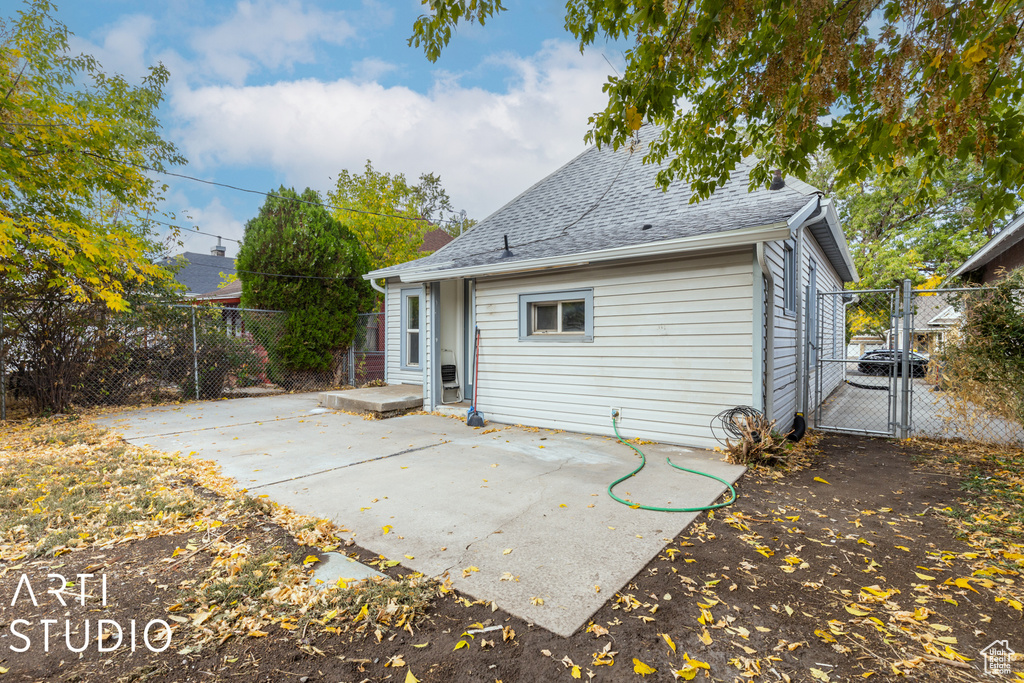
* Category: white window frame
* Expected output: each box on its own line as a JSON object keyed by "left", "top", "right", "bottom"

{"left": 807, "top": 259, "right": 818, "bottom": 366}
{"left": 783, "top": 240, "right": 797, "bottom": 316}
{"left": 518, "top": 289, "right": 594, "bottom": 342}
{"left": 400, "top": 288, "right": 423, "bottom": 370}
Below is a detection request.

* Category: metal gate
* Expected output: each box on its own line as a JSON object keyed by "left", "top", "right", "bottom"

{"left": 813, "top": 284, "right": 912, "bottom": 438}
{"left": 812, "top": 280, "right": 1024, "bottom": 444}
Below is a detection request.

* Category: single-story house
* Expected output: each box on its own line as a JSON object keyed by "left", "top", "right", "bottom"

{"left": 901, "top": 292, "right": 960, "bottom": 355}
{"left": 949, "top": 211, "right": 1024, "bottom": 283}
{"left": 365, "top": 129, "right": 858, "bottom": 448}
{"left": 159, "top": 240, "right": 236, "bottom": 296}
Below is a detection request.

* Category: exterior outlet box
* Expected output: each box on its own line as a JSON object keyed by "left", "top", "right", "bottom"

{"left": 610, "top": 407, "right": 621, "bottom": 419}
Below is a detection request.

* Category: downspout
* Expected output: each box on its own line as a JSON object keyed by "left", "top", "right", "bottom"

{"left": 756, "top": 243, "right": 774, "bottom": 421}
{"left": 792, "top": 198, "right": 825, "bottom": 440}
{"left": 369, "top": 278, "right": 385, "bottom": 295}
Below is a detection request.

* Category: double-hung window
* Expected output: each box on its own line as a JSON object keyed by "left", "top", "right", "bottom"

{"left": 518, "top": 289, "right": 594, "bottom": 342}
{"left": 401, "top": 289, "right": 422, "bottom": 369}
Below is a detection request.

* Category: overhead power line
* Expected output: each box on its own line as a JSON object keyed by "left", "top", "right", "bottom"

{"left": 165, "top": 258, "right": 363, "bottom": 282}
{"left": 78, "top": 150, "right": 470, "bottom": 227}
{"left": 146, "top": 217, "right": 244, "bottom": 245}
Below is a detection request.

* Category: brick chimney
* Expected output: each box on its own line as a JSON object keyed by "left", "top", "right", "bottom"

{"left": 211, "top": 237, "right": 226, "bottom": 257}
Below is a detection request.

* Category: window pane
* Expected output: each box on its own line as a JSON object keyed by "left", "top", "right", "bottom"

{"left": 534, "top": 304, "right": 557, "bottom": 331}
{"left": 561, "top": 301, "right": 585, "bottom": 332}
{"left": 408, "top": 332, "right": 419, "bottom": 365}
{"left": 408, "top": 296, "right": 419, "bottom": 330}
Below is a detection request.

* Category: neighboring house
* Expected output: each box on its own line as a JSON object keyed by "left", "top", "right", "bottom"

{"left": 365, "top": 128, "right": 858, "bottom": 448}
{"left": 902, "top": 292, "right": 961, "bottom": 355}
{"left": 195, "top": 279, "right": 243, "bottom": 336}
{"left": 195, "top": 279, "right": 241, "bottom": 305}
{"left": 949, "top": 211, "right": 1024, "bottom": 283}
{"left": 419, "top": 228, "right": 455, "bottom": 253}
{"left": 159, "top": 240, "right": 236, "bottom": 296}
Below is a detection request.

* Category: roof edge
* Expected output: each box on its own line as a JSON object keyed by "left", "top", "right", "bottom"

{"left": 949, "top": 211, "right": 1024, "bottom": 279}
{"left": 387, "top": 221, "right": 792, "bottom": 283}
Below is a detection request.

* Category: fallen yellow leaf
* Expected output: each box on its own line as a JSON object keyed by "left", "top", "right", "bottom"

{"left": 813, "top": 477, "right": 830, "bottom": 484}
{"left": 453, "top": 640, "right": 468, "bottom": 651}
{"left": 405, "top": 669, "right": 420, "bottom": 683}
{"left": 633, "top": 658, "right": 656, "bottom": 676}
{"left": 382, "top": 525, "right": 393, "bottom": 535}
{"left": 660, "top": 632, "right": 676, "bottom": 652}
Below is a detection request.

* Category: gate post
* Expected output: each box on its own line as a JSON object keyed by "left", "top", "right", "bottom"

{"left": 899, "top": 279, "right": 912, "bottom": 439}
{"left": 191, "top": 306, "right": 200, "bottom": 401}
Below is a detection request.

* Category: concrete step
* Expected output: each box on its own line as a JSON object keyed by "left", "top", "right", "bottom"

{"left": 319, "top": 385, "right": 423, "bottom": 416}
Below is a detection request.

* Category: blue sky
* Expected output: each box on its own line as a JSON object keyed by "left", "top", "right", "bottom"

{"left": 42, "top": 0, "right": 626, "bottom": 257}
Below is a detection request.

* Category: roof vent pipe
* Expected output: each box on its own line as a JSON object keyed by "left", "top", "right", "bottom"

{"left": 770, "top": 170, "right": 785, "bottom": 191}
{"left": 500, "top": 234, "right": 514, "bottom": 259}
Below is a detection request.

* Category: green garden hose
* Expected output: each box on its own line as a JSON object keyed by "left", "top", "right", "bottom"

{"left": 607, "top": 417, "right": 738, "bottom": 512}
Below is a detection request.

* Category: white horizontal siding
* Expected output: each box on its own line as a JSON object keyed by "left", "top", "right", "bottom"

{"left": 474, "top": 250, "right": 754, "bottom": 449}
{"left": 805, "top": 236, "right": 845, "bottom": 411}
{"left": 766, "top": 230, "right": 846, "bottom": 432}
{"left": 385, "top": 280, "right": 424, "bottom": 386}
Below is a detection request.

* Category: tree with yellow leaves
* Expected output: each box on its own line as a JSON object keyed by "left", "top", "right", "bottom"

{"left": 1, "top": 0, "right": 185, "bottom": 311}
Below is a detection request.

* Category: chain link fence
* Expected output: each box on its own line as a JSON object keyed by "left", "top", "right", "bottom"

{"left": 0, "top": 301, "right": 386, "bottom": 419}
{"left": 815, "top": 289, "right": 901, "bottom": 437}
{"left": 911, "top": 287, "right": 1024, "bottom": 445}
{"left": 814, "top": 282, "right": 1024, "bottom": 446}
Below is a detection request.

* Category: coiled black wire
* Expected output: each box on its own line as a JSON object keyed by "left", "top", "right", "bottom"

{"left": 710, "top": 406, "right": 764, "bottom": 446}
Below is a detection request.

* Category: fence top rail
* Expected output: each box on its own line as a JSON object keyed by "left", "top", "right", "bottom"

{"left": 162, "top": 304, "right": 286, "bottom": 313}
{"left": 913, "top": 287, "right": 1002, "bottom": 294}
{"left": 819, "top": 288, "right": 898, "bottom": 296}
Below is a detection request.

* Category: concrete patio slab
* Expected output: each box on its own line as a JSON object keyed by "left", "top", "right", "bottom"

{"left": 98, "top": 394, "right": 744, "bottom": 637}
{"left": 319, "top": 385, "right": 423, "bottom": 415}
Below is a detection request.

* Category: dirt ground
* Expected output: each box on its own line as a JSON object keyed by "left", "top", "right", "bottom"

{"left": 1, "top": 424, "right": 1022, "bottom": 682}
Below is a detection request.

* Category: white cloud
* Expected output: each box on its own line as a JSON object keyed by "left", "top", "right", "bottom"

{"left": 191, "top": 0, "right": 355, "bottom": 84}
{"left": 165, "top": 196, "right": 247, "bottom": 257}
{"left": 350, "top": 57, "right": 398, "bottom": 82}
{"left": 68, "top": 14, "right": 156, "bottom": 82}
{"left": 171, "top": 40, "right": 613, "bottom": 219}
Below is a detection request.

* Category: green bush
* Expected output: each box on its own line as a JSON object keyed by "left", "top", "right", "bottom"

{"left": 940, "top": 269, "right": 1024, "bottom": 427}
{"left": 237, "top": 187, "right": 374, "bottom": 380}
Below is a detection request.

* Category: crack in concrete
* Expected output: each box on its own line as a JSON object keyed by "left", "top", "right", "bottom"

{"left": 441, "top": 457, "right": 570, "bottom": 576}
{"left": 249, "top": 441, "right": 449, "bottom": 490}
{"left": 119, "top": 413, "right": 320, "bottom": 439}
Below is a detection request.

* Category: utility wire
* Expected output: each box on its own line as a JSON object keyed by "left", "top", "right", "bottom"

{"left": 146, "top": 216, "right": 244, "bottom": 244}
{"left": 164, "top": 258, "right": 364, "bottom": 282}
{"left": 78, "top": 150, "right": 470, "bottom": 227}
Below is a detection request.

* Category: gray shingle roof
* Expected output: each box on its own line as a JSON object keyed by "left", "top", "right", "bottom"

{"left": 159, "top": 252, "right": 237, "bottom": 295}
{"left": 370, "top": 127, "right": 820, "bottom": 279}
{"left": 949, "top": 211, "right": 1024, "bottom": 279}
{"left": 911, "top": 292, "right": 959, "bottom": 330}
